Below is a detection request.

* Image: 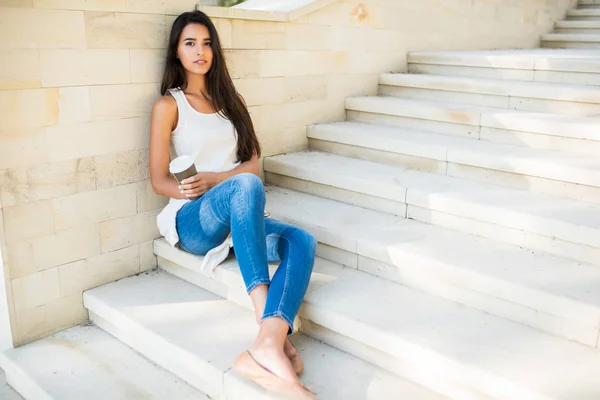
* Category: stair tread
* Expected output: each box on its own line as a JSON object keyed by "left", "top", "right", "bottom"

{"left": 408, "top": 49, "right": 600, "bottom": 72}
{"left": 308, "top": 121, "right": 600, "bottom": 187}
{"left": 259, "top": 187, "right": 600, "bottom": 319}
{"left": 346, "top": 95, "right": 600, "bottom": 141}
{"left": 264, "top": 150, "right": 600, "bottom": 248}
{"left": 153, "top": 228, "right": 600, "bottom": 400}
{"left": 379, "top": 72, "right": 600, "bottom": 103}
{"left": 84, "top": 271, "right": 448, "bottom": 400}
{"left": 0, "top": 325, "right": 203, "bottom": 400}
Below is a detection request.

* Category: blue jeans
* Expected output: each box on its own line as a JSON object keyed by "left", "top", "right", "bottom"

{"left": 175, "top": 173, "right": 317, "bottom": 331}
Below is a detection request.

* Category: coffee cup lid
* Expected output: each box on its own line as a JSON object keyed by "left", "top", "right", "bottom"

{"left": 169, "top": 155, "right": 194, "bottom": 174}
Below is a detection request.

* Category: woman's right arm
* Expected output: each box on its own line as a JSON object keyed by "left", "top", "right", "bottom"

{"left": 149, "top": 95, "right": 187, "bottom": 200}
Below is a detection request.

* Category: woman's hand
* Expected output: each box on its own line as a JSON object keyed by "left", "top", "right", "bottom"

{"left": 179, "top": 172, "right": 222, "bottom": 198}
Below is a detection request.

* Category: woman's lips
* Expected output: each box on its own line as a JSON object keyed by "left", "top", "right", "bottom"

{"left": 194, "top": 60, "right": 207, "bottom": 65}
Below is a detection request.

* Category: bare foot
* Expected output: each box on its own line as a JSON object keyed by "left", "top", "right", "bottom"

{"left": 285, "top": 338, "right": 304, "bottom": 375}
{"left": 250, "top": 342, "right": 299, "bottom": 384}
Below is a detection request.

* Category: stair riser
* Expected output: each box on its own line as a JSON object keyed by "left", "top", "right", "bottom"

{"left": 567, "top": 16, "right": 600, "bottom": 20}
{"left": 379, "top": 85, "right": 600, "bottom": 117}
{"left": 542, "top": 41, "right": 600, "bottom": 49}
{"left": 265, "top": 173, "right": 600, "bottom": 267}
{"left": 554, "top": 28, "right": 600, "bottom": 33}
{"left": 408, "top": 64, "right": 600, "bottom": 86}
{"left": 309, "top": 139, "right": 600, "bottom": 204}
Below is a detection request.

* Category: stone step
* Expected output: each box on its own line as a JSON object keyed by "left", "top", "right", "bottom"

{"left": 84, "top": 271, "right": 447, "bottom": 400}
{"left": 0, "top": 325, "right": 204, "bottom": 400}
{"left": 567, "top": 8, "right": 600, "bottom": 20}
{"left": 263, "top": 151, "right": 600, "bottom": 266}
{"left": 407, "top": 49, "right": 600, "bottom": 86}
{"left": 378, "top": 73, "right": 600, "bottom": 116}
{"left": 0, "top": 369, "right": 22, "bottom": 400}
{"left": 270, "top": 187, "right": 600, "bottom": 346}
{"left": 555, "top": 20, "right": 600, "bottom": 34}
{"left": 307, "top": 122, "right": 600, "bottom": 203}
{"left": 345, "top": 96, "right": 600, "bottom": 153}
{"left": 542, "top": 33, "right": 600, "bottom": 49}
{"left": 152, "top": 222, "right": 600, "bottom": 400}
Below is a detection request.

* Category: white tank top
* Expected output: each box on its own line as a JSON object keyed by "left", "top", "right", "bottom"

{"left": 156, "top": 88, "right": 240, "bottom": 271}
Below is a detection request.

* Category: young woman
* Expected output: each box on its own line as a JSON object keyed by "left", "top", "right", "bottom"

{"left": 149, "top": 8, "right": 317, "bottom": 399}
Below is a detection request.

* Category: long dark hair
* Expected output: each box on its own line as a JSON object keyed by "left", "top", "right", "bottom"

{"left": 161, "top": 9, "right": 261, "bottom": 162}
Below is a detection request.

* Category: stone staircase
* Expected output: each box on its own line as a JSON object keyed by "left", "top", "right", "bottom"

{"left": 3, "top": 1, "right": 600, "bottom": 399}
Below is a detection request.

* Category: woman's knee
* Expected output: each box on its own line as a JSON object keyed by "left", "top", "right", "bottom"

{"left": 286, "top": 226, "right": 317, "bottom": 256}
{"left": 230, "top": 173, "right": 264, "bottom": 198}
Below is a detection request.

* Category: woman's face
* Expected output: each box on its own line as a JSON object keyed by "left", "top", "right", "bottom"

{"left": 177, "top": 23, "right": 213, "bottom": 75}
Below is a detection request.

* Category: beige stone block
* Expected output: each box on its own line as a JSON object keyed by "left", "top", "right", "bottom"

{"left": 0, "top": 0, "right": 32, "bottom": 7}
{"left": 53, "top": 184, "right": 137, "bottom": 231}
{"left": 248, "top": 104, "right": 287, "bottom": 133}
{"left": 213, "top": 18, "right": 233, "bottom": 49}
{"left": 0, "top": 50, "right": 40, "bottom": 90}
{"left": 0, "top": 128, "right": 48, "bottom": 170}
{"left": 0, "top": 88, "right": 59, "bottom": 130}
{"left": 16, "top": 293, "right": 87, "bottom": 345}
{"left": 139, "top": 240, "right": 156, "bottom": 272}
{"left": 259, "top": 127, "right": 308, "bottom": 157}
{"left": 12, "top": 268, "right": 60, "bottom": 311}
{"left": 58, "top": 245, "right": 139, "bottom": 297}
{"left": 46, "top": 116, "right": 150, "bottom": 162}
{"left": 40, "top": 49, "right": 130, "bottom": 87}
{"left": 260, "top": 50, "right": 348, "bottom": 77}
{"left": 327, "top": 73, "right": 379, "bottom": 101}
{"left": 90, "top": 83, "right": 158, "bottom": 120}
{"left": 58, "top": 86, "right": 92, "bottom": 124}
{"left": 284, "top": 75, "right": 327, "bottom": 103}
{"left": 7, "top": 240, "right": 36, "bottom": 281}
{"left": 232, "top": 20, "right": 285, "bottom": 50}
{"left": 9, "top": 225, "right": 100, "bottom": 279}
{"left": 130, "top": 49, "right": 165, "bottom": 83}
{"left": 225, "top": 50, "right": 261, "bottom": 79}
{"left": 284, "top": 99, "right": 344, "bottom": 128}
{"left": 0, "top": 7, "right": 85, "bottom": 49}
{"left": 99, "top": 210, "right": 160, "bottom": 253}
{"left": 1, "top": 157, "right": 96, "bottom": 206}
{"left": 346, "top": 51, "right": 405, "bottom": 74}
{"left": 136, "top": 180, "right": 168, "bottom": 213}
{"left": 33, "top": 225, "right": 101, "bottom": 274}
{"left": 285, "top": 23, "right": 330, "bottom": 51}
{"left": 95, "top": 149, "right": 150, "bottom": 189}
{"left": 233, "top": 77, "right": 285, "bottom": 106}
{"left": 34, "top": 0, "right": 197, "bottom": 13}
{"left": 3, "top": 200, "right": 55, "bottom": 243}
{"left": 85, "top": 12, "right": 167, "bottom": 49}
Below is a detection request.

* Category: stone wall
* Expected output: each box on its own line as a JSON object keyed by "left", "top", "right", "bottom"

{"left": 0, "top": 0, "right": 575, "bottom": 346}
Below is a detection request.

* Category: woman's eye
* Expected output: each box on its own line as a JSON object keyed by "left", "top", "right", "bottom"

{"left": 186, "top": 42, "right": 194, "bottom": 46}
{"left": 205, "top": 42, "right": 211, "bottom": 47}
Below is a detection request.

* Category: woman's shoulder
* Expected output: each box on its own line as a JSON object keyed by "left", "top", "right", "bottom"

{"left": 152, "top": 93, "right": 177, "bottom": 115}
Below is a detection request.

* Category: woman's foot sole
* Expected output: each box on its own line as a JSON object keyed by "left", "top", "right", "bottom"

{"left": 234, "top": 351, "right": 315, "bottom": 400}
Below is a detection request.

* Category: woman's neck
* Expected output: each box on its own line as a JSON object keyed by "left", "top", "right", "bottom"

{"left": 185, "top": 73, "right": 208, "bottom": 96}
